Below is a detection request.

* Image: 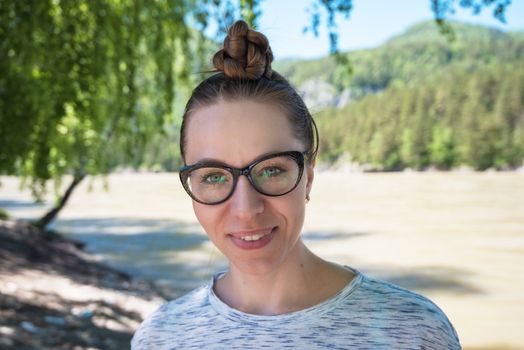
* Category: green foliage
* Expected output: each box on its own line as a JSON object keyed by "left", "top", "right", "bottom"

{"left": 276, "top": 21, "right": 523, "bottom": 96}
{"left": 239, "top": 0, "right": 261, "bottom": 27}
{"left": 429, "top": 125, "right": 456, "bottom": 170}
{"left": 0, "top": 0, "right": 213, "bottom": 200}
{"left": 314, "top": 50, "right": 524, "bottom": 170}
{"left": 309, "top": 21, "right": 524, "bottom": 170}
{"left": 0, "top": 207, "right": 9, "bottom": 220}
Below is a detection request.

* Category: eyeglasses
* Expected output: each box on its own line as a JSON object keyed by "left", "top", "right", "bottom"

{"left": 179, "top": 151, "right": 307, "bottom": 205}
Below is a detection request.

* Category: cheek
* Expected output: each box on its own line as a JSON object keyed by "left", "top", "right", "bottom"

{"left": 274, "top": 179, "right": 307, "bottom": 231}
{"left": 192, "top": 202, "right": 221, "bottom": 238}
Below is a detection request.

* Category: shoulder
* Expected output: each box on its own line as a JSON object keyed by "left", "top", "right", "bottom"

{"left": 152, "top": 284, "right": 209, "bottom": 319}
{"left": 347, "top": 272, "right": 461, "bottom": 347}
{"left": 131, "top": 286, "right": 210, "bottom": 349}
{"left": 358, "top": 274, "right": 452, "bottom": 318}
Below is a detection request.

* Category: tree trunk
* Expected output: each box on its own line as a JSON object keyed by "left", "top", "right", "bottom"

{"left": 35, "top": 173, "right": 86, "bottom": 230}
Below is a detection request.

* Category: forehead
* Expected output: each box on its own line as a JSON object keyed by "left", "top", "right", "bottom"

{"left": 185, "top": 100, "right": 304, "bottom": 166}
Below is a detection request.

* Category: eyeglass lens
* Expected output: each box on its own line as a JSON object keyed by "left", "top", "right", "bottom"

{"left": 185, "top": 154, "right": 301, "bottom": 204}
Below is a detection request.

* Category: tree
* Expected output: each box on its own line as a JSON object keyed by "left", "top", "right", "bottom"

{"left": 312, "top": 27, "right": 523, "bottom": 171}
{"left": 0, "top": 0, "right": 211, "bottom": 228}
{"left": 0, "top": 0, "right": 514, "bottom": 229}
{"left": 493, "top": 68, "right": 524, "bottom": 168}
{"left": 429, "top": 124, "right": 456, "bottom": 169}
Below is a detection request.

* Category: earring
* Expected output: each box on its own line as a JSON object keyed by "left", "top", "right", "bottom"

{"left": 305, "top": 194, "right": 310, "bottom": 203}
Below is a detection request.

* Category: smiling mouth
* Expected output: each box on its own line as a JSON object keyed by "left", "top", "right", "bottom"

{"left": 238, "top": 232, "right": 269, "bottom": 241}
{"left": 228, "top": 227, "right": 276, "bottom": 246}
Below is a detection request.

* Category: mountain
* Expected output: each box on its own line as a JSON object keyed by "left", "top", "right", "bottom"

{"left": 271, "top": 21, "right": 524, "bottom": 171}
{"left": 273, "top": 20, "right": 524, "bottom": 111}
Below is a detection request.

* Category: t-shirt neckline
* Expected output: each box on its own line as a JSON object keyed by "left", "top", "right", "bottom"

{"left": 207, "top": 265, "right": 363, "bottom": 324}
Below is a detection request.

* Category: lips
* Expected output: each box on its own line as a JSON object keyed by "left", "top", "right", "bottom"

{"left": 228, "top": 227, "right": 277, "bottom": 250}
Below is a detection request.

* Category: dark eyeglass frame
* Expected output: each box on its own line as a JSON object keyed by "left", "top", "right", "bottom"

{"left": 179, "top": 150, "right": 308, "bottom": 205}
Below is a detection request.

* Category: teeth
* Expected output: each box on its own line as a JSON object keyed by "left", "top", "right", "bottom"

{"left": 240, "top": 233, "right": 265, "bottom": 241}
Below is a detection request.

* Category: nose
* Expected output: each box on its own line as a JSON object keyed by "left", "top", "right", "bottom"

{"left": 229, "top": 175, "right": 264, "bottom": 219}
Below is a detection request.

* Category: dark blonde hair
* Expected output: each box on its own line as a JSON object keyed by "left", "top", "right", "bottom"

{"left": 180, "top": 20, "right": 318, "bottom": 164}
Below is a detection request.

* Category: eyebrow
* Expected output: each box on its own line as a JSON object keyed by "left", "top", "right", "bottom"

{"left": 190, "top": 158, "right": 229, "bottom": 167}
{"left": 187, "top": 150, "right": 294, "bottom": 168}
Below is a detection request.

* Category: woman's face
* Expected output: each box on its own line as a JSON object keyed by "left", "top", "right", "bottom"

{"left": 184, "top": 100, "right": 314, "bottom": 275}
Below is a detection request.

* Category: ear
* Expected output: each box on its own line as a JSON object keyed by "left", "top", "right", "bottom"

{"left": 305, "top": 164, "right": 314, "bottom": 197}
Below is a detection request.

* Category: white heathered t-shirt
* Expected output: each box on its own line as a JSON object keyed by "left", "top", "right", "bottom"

{"left": 132, "top": 267, "right": 461, "bottom": 350}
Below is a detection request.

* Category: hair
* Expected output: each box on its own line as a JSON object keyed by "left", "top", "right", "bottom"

{"left": 180, "top": 20, "right": 319, "bottom": 164}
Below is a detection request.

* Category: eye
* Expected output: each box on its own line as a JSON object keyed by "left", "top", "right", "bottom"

{"left": 201, "top": 172, "right": 228, "bottom": 184}
{"left": 260, "top": 166, "right": 284, "bottom": 178}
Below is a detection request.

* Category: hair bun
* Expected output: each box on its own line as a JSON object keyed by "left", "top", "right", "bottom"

{"left": 212, "top": 20, "right": 273, "bottom": 79}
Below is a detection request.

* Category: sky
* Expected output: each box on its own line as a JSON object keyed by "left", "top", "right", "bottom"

{"left": 255, "top": 0, "right": 524, "bottom": 60}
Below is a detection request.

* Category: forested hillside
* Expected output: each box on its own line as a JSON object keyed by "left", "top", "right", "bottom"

{"left": 274, "top": 21, "right": 524, "bottom": 170}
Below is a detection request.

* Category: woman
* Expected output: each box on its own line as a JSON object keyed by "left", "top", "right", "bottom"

{"left": 132, "top": 20, "right": 461, "bottom": 349}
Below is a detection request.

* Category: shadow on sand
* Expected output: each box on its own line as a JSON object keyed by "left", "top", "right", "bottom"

{"left": 0, "top": 290, "right": 138, "bottom": 349}
{"left": 54, "top": 218, "right": 483, "bottom": 297}
{"left": 363, "top": 265, "right": 482, "bottom": 295}
{"left": 303, "top": 230, "right": 369, "bottom": 241}
{"left": 0, "top": 199, "right": 43, "bottom": 209}
{"left": 51, "top": 217, "right": 218, "bottom": 297}
{"left": 302, "top": 229, "right": 481, "bottom": 295}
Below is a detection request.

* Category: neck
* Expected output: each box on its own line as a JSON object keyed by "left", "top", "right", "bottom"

{"left": 214, "top": 240, "right": 353, "bottom": 315}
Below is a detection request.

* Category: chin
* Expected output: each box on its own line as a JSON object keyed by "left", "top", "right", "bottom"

{"left": 226, "top": 237, "right": 304, "bottom": 276}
